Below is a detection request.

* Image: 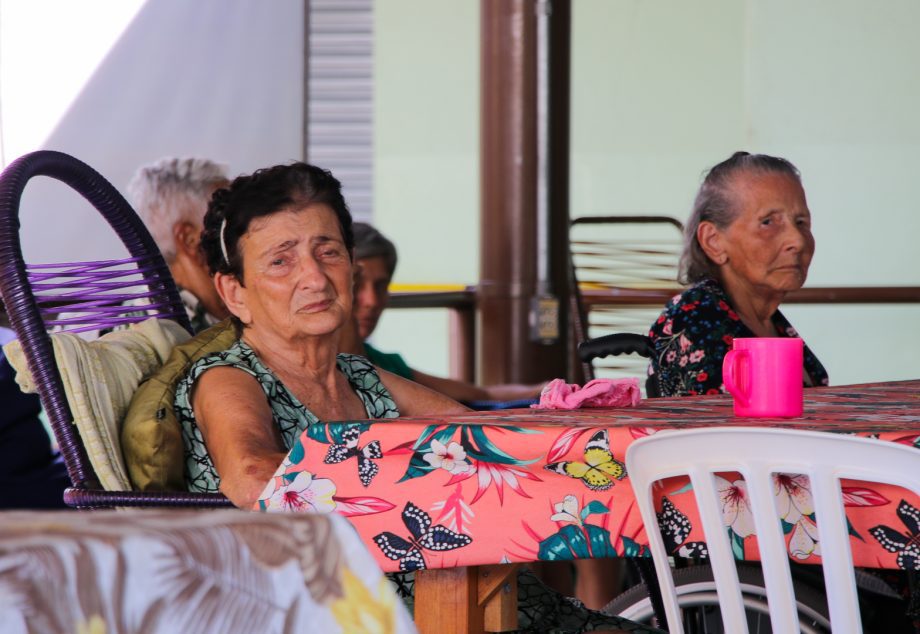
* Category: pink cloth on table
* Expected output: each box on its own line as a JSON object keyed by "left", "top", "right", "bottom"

{"left": 533, "top": 377, "right": 641, "bottom": 410}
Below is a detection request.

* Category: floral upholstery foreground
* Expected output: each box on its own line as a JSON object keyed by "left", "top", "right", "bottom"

{"left": 0, "top": 509, "right": 415, "bottom": 634}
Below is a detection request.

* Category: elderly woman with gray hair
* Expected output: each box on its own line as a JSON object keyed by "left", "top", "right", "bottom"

{"left": 647, "top": 151, "right": 829, "bottom": 397}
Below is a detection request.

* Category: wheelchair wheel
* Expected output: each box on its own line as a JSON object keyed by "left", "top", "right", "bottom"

{"left": 602, "top": 563, "right": 831, "bottom": 633}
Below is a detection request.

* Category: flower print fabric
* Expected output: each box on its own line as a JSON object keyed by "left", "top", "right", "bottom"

{"left": 647, "top": 279, "right": 828, "bottom": 397}
{"left": 175, "top": 339, "right": 399, "bottom": 493}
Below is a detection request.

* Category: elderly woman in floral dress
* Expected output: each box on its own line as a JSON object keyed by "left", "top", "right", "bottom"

{"left": 647, "top": 154, "right": 920, "bottom": 631}
{"left": 648, "top": 151, "right": 828, "bottom": 397}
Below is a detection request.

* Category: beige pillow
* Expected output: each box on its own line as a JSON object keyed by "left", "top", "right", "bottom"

{"left": 3, "top": 318, "right": 190, "bottom": 491}
{"left": 122, "top": 319, "right": 237, "bottom": 491}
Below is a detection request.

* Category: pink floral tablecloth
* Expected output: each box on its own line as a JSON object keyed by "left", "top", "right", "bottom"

{"left": 256, "top": 380, "right": 920, "bottom": 574}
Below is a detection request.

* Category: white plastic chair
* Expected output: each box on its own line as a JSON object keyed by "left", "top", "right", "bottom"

{"left": 626, "top": 427, "right": 920, "bottom": 634}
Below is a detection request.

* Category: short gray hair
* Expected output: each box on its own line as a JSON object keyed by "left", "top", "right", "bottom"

{"left": 679, "top": 151, "right": 802, "bottom": 285}
{"left": 127, "top": 157, "right": 229, "bottom": 262}
{"left": 352, "top": 222, "right": 398, "bottom": 278}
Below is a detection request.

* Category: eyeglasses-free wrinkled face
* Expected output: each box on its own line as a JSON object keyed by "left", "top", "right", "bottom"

{"left": 717, "top": 171, "right": 815, "bottom": 298}
{"left": 226, "top": 204, "right": 353, "bottom": 341}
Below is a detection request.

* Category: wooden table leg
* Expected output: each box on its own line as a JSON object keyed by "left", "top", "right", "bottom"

{"left": 478, "top": 563, "right": 519, "bottom": 632}
{"left": 414, "top": 563, "right": 520, "bottom": 634}
{"left": 415, "top": 567, "right": 482, "bottom": 634}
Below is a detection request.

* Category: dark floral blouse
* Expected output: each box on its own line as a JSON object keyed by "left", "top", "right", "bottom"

{"left": 647, "top": 279, "right": 829, "bottom": 397}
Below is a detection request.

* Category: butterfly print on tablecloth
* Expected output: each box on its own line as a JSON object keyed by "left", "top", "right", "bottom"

{"left": 544, "top": 429, "right": 626, "bottom": 491}
{"left": 324, "top": 426, "right": 383, "bottom": 487}
{"left": 659, "top": 496, "right": 708, "bottom": 559}
{"left": 374, "top": 502, "right": 473, "bottom": 571}
{"left": 870, "top": 499, "right": 920, "bottom": 570}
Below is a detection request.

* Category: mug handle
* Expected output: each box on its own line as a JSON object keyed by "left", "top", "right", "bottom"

{"left": 723, "top": 349, "right": 750, "bottom": 407}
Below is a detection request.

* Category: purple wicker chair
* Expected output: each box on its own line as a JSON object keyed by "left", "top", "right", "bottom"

{"left": 0, "top": 150, "right": 232, "bottom": 508}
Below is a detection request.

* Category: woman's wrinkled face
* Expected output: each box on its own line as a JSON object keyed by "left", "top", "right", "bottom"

{"left": 715, "top": 171, "right": 815, "bottom": 295}
{"left": 231, "top": 204, "right": 352, "bottom": 340}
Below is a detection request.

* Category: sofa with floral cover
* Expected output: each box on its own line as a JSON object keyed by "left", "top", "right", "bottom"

{"left": 0, "top": 508, "right": 415, "bottom": 634}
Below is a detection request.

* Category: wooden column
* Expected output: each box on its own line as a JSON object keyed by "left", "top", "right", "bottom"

{"left": 449, "top": 307, "right": 476, "bottom": 382}
{"left": 479, "top": 0, "right": 571, "bottom": 384}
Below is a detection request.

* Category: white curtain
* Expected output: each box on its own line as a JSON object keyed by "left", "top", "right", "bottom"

{"left": 0, "top": 0, "right": 305, "bottom": 263}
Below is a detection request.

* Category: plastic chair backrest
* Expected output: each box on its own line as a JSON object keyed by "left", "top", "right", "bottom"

{"left": 568, "top": 215, "right": 682, "bottom": 388}
{"left": 0, "top": 150, "right": 231, "bottom": 508}
{"left": 626, "top": 427, "right": 920, "bottom": 634}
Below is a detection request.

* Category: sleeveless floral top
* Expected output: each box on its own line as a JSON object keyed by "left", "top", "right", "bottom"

{"left": 175, "top": 339, "right": 399, "bottom": 494}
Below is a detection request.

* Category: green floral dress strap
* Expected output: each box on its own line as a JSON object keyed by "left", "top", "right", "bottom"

{"left": 175, "top": 339, "right": 399, "bottom": 494}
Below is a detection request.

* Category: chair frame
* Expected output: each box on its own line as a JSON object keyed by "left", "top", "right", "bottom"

{"left": 0, "top": 150, "right": 232, "bottom": 508}
{"left": 627, "top": 427, "right": 920, "bottom": 634}
{"left": 568, "top": 214, "right": 682, "bottom": 382}
{"left": 577, "top": 332, "right": 661, "bottom": 398}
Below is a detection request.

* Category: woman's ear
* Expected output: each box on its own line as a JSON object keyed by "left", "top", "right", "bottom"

{"left": 697, "top": 221, "right": 728, "bottom": 266}
{"left": 214, "top": 272, "right": 252, "bottom": 325}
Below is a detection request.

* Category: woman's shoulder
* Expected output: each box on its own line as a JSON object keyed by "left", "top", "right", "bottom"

{"left": 649, "top": 279, "right": 744, "bottom": 348}
{"left": 652, "top": 280, "right": 731, "bottom": 327}
{"left": 336, "top": 352, "right": 375, "bottom": 373}
{"left": 672, "top": 279, "right": 729, "bottom": 306}
{"left": 182, "top": 339, "right": 259, "bottom": 383}
{"left": 336, "top": 352, "right": 400, "bottom": 418}
{"left": 335, "top": 352, "right": 385, "bottom": 389}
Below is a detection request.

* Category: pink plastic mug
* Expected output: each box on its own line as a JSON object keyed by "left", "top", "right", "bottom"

{"left": 722, "top": 337, "right": 804, "bottom": 418}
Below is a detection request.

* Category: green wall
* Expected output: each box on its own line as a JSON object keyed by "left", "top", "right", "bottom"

{"left": 373, "top": 0, "right": 920, "bottom": 384}
{"left": 374, "top": 0, "right": 480, "bottom": 287}
{"left": 571, "top": 1, "right": 746, "bottom": 218}
{"left": 372, "top": 0, "right": 479, "bottom": 376}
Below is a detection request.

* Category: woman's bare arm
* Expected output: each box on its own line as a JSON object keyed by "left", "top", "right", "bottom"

{"left": 410, "top": 369, "right": 545, "bottom": 403}
{"left": 376, "top": 368, "right": 472, "bottom": 416}
{"left": 191, "top": 366, "right": 287, "bottom": 508}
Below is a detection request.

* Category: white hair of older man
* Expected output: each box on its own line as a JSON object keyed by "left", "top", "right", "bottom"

{"left": 126, "top": 157, "right": 229, "bottom": 262}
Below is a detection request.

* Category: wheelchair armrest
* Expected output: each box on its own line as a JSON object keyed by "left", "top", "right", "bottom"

{"left": 578, "top": 333, "right": 654, "bottom": 363}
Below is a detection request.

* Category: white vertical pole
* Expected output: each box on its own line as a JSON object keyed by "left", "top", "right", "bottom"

{"left": 530, "top": 0, "right": 559, "bottom": 344}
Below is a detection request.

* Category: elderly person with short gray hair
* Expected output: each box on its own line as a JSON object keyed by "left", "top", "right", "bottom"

{"left": 647, "top": 151, "right": 828, "bottom": 397}
{"left": 126, "top": 157, "right": 231, "bottom": 332}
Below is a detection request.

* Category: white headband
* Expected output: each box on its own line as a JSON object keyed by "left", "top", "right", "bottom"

{"left": 219, "top": 218, "right": 230, "bottom": 266}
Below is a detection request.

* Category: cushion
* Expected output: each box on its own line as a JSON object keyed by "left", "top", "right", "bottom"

{"left": 122, "top": 319, "right": 237, "bottom": 491}
{"left": 3, "top": 318, "right": 191, "bottom": 491}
